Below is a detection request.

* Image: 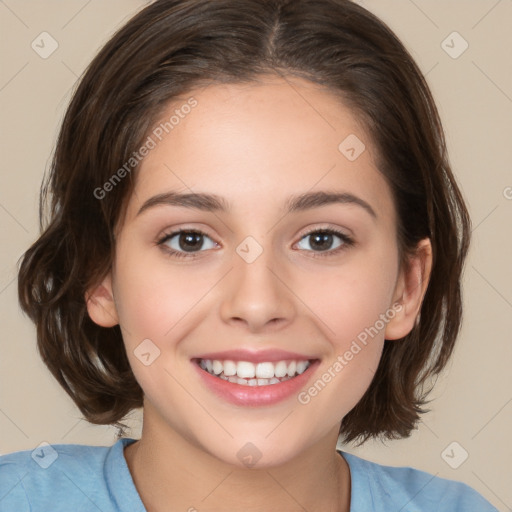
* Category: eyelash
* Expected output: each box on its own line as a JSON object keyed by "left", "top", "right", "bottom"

{"left": 156, "top": 227, "right": 355, "bottom": 259}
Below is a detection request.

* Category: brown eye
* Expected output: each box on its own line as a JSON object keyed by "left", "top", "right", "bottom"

{"left": 177, "top": 232, "right": 205, "bottom": 252}
{"left": 296, "top": 229, "right": 354, "bottom": 256}
{"left": 158, "top": 230, "right": 218, "bottom": 256}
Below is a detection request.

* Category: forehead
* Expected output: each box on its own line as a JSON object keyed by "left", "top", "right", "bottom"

{"left": 126, "top": 75, "right": 395, "bottom": 225}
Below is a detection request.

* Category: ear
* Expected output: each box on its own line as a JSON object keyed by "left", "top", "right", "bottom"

{"left": 85, "top": 273, "right": 119, "bottom": 327}
{"left": 385, "top": 238, "right": 432, "bottom": 340}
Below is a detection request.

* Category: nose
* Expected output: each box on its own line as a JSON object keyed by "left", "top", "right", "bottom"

{"left": 219, "top": 245, "right": 296, "bottom": 333}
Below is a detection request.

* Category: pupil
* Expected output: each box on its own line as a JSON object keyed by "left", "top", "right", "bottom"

{"left": 310, "top": 233, "right": 332, "bottom": 251}
{"left": 176, "top": 232, "right": 334, "bottom": 252}
{"left": 180, "top": 232, "right": 202, "bottom": 252}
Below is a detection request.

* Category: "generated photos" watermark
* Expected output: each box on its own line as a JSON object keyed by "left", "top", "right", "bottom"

{"left": 297, "top": 303, "right": 403, "bottom": 405}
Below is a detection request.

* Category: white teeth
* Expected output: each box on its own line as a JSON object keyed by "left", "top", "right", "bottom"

{"left": 237, "top": 361, "right": 256, "bottom": 379}
{"left": 223, "top": 360, "right": 237, "bottom": 376}
{"left": 216, "top": 375, "right": 294, "bottom": 387}
{"left": 255, "top": 362, "right": 274, "bottom": 379}
{"left": 296, "top": 360, "right": 308, "bottom": 374}
{"left": 212, "top": 360, "right": 223, "bottom": 375}
{"left": 198, "top": 358, "right": 312, "bottom": 385}
{"left": 274, "top": 361, "right": 288, "bottom": 378}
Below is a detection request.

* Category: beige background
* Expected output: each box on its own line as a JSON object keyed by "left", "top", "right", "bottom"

{"left": 0, "top": 1, "right": 511, "bottom": 510}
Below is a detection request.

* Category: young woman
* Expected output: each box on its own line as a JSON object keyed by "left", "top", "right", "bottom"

{"left": 1, "top": 1, "right": 497, "bottom": 510}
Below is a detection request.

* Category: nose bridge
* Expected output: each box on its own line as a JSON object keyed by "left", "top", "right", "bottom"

{"left": 219, "top": 235, "right": 296, "bottom": 331}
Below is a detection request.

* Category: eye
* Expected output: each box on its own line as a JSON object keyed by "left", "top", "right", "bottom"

{"left": 296, "top": 228, "right": 354, "bottom": 256}
{"left": 157, "top": 227, "right": 354, "bottom": 260}
{"left": 157, "top": 229, "right": 218, "bottom": 258}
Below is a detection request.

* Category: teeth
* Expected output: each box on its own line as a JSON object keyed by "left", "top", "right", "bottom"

{"left": 297, "top": 360, "right": 308, "bottom": 374}
{"left": 198, "top": 358, "right": 312, "bottom": 385}
{"left": 274, "top": 361, "right": 288, "bottom": 378}
{"left": 256, "top": 362, "right": 274, "bottom": 379}
{"left": 212, "top": 360, "right": 223, "bottom": 375}
{"left": 237, "top": 361, "right": 256, "bottom": 379}
{"left": 219, "top": 375, "right": 292, "bottom": 386}
{"left": 223, "top": 360, "right": 237, "bottom": 376}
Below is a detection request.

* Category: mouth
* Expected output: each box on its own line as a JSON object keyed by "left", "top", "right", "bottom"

{"left": 192, "top": 351, "right": 320, "bottom": 406}
{"left": 195, "top": 358, "right": 312, "bottom": 386}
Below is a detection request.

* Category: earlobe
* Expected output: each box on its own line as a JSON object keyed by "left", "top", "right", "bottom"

{"left": 85, "top": 273, "right": 119, "bottom": 327}
{"left": 385, "top": 238, "right": 432, "bottom": 340}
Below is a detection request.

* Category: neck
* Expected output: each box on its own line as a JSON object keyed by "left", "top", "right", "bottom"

{"left": 124, "top": 409, "right": 351, "bottom": 512}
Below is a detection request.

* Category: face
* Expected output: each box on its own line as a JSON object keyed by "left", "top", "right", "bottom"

{"left": 89, "top": 75, "right": 423, "bottom": 468}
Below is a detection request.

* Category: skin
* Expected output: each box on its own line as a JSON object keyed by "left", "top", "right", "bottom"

{"left": 86, "top": 75, "right": 432, "bottom": 512}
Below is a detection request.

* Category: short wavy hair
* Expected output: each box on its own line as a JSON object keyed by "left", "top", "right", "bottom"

{"left": 18, "top": 0, "right": 470, "bottom": 445}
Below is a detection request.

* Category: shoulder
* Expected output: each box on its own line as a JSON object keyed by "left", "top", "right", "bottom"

{"left": 0, "top": 438, "right": 137, "bottom": 512}
{"left": 340, "top": 451, "right": 498, "bottom": 512}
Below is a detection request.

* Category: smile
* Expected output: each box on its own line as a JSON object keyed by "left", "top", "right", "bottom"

{"left": 198, "top": 359, "right": 311, "bottom": 387}
{"left": 192, "top": 349, "right": 319, "bottom": 406}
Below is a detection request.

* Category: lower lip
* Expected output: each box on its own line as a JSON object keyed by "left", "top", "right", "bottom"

{"left": 192, "top": 360, "right": 320, "bottom": 406}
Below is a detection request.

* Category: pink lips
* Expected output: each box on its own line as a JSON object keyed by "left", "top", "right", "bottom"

{"left": 192, "top": 349, "right": 319, "bottom": 406}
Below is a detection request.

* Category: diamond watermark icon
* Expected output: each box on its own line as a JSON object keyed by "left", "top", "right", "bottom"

{"left": 31, "top": 32, "right": 59, "bottom": 59}
{"left": 338, "top": 134, "right": 366, "bottom": 162}
{"left": 236, "top": 442, "right": 262, "bottom": 468}
{"left": 31, "top": 442, "right": 58, "bottom": 469}
{"left": 441, "top": 441, "right": 469, "bottom": 469}
{"left": 134, "top": 338, "right": 161, "bottom": 366}
{"left": 441, "top": 32, "right": 468, "bottom": 59}
{"left": 236, "top": 236, "right": 263, "bottom": 264}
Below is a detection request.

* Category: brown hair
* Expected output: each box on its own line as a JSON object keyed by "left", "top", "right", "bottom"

{"left": 18, "top": 0, "right": 470, "bottom": 445}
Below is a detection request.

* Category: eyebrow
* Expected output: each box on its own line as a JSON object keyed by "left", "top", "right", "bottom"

{"left": 136, "top": 190, "right": 377, "bottom": 219}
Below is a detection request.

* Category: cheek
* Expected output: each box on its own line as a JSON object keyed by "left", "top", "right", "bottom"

{"left": 112, "top": 245, "right": 173, "bottom": 341}
{"left": 304, "top": 251, "right": 398, "bottom": 347}
{"left": 111, "top": 251, "right": 204, "bottom": 406}
{"left": 296, "top": 278, "right": 391, "bottom": 424}
{"left": 294, "top": 251, "right": 397, "bottom": 409}
{"left": 112, "top": 247, "right": 219, "bottom": 349}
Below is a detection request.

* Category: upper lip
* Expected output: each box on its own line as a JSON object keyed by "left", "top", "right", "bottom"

{"left": 193, "top": 349, "right": 316, "bottom": 364}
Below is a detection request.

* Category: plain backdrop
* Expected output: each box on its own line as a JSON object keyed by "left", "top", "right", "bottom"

{"left": 0, "top": 1, "right": 511, "bottom": 510}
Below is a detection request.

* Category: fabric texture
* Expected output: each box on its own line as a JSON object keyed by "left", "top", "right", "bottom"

{"left": 0, "top": 438, "right": 498, "bottom": 511}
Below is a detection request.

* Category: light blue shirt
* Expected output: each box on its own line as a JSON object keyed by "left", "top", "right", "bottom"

{"left": 0, "top": 437, "right": 497, "bottom": 511}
